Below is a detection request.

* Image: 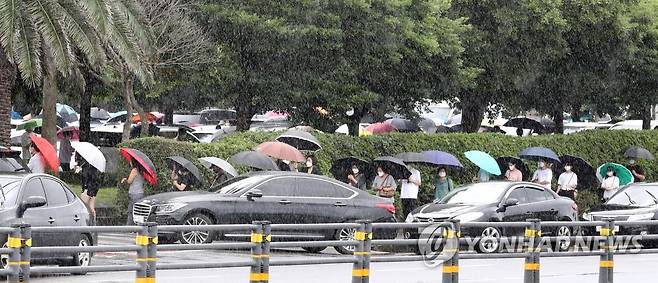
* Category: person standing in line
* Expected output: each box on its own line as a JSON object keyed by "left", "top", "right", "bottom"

{"left": 76, "top": 153, "right": 100, "bottom": 217}
{"left": 532, "top": 160, "right": 553, "bottom": 190}
{"left": 505, "top": 162, "right": 523, "bottom": 182}
{"left": 347, "top": 164, "right": 367, "bottom": 191}
{"left": 372, "top": 166, "right": 396, "bottom": 203}
{"left": 122, "top": 160, "right": 145, "bottom": 225}
{"left": 626, "top": 159, "right": 646, "bottom": 183}
{"left": 473, "top": 168, "right": 491, "bottom": 183}
{"left": 304, "top": 156, "right": 321, "bottom": 175}
{"left": 21, "top": 127, "right": 33, "bottom": 164}
{"left": 27, "top": 142, "right": 45, "bottom": 173}
{"left": 601, "top": 166, "right": 620, "bottom": 201}
{"left": 556, "top": 162, "right": 578, "bottom": 200}
{"left": 434, "top": 167, "right": 454, "bottom": 201}
{"left": 400, "top": 166, "right": 421, "bottom": 218}
{"left": 59, "top": 131, "right": 74, "bottom": 171}
{"left": 209, "top": 165, "right": 229, "bottom": 190}
{"left": 172, "top": 166, "right": 194, "bottom": 191}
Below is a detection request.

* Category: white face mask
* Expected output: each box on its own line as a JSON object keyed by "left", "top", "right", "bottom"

{"left": 607, "top": 171, "right": 614, "bottom": 177}
{"left": 629, "top": 159, "right": 636, "bottom": 165}
{"left": 564, "top": 166, "right": 572, "bottom": 172}
{"left": 352, "top": 168, "right": 359, "bottom": 174}
{"left": 377, "top": 171, "right": 384, "bottom": 177}
{"left": 306, "top": 161, "right": 312, "bottom": 167}
{"left": 439, "top": 172, "right": 447, "bottom": 178}
{"left": 538, "top": 162, "right": 545, "bottom": 168}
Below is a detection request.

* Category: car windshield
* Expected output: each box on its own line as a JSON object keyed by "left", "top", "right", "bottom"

{"left": 216, "top": 176, "right": 265, "bottom": 194}
{"left": 0, "top": 181, "right": 20, "bottom": 208}
{"left": 438, "top": 183, "right": 510, "bottom": 205}
{"left": 606, "top": 185, "right": 658, "bottom": 207}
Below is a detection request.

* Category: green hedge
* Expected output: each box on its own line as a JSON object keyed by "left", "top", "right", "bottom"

{"left": 111, "top": 130, "right": 658, "bottom": 220}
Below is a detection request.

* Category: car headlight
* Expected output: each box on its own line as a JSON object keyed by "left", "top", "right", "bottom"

{"left": 581, "top": 213, "right": 592, "bottom": 221}
{"left": 156, "top": 202, "right": 187, "bottom": 214}
{"left": 453, "top": 212, "right": 484, "bottom": 223}
{"left": 627, "top": 213, "right": 655, "bottom": 221}
{"left": 405, "top": 213, "right": 415, "bottom": 223}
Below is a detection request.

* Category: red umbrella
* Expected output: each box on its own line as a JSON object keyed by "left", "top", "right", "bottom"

{"left": 366, "top": 122, "right": 396, "bottom": 134}
{"left": 120, "top": 148, "right": 158, "bottom": 185}
{"left": 255, "top": 141, "right": 305, "bottom": 162}
{"left": 131, "top": 112, "right": 157, "bottom": 124}
{"left": 57, "top": 126, "right": 80, "bottom": 140}
{"left": 29, "top": 135, "right": 59, "bottom": 173}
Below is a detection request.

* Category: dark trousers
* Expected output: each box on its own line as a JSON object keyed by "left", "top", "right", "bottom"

{"left": 401, "top": 198, "right": 417, "bottom": 218}
{"left": 558, "top": 190, "right": 576, "bottom": 201}
{"left": 61, "top": 163, "right": 71, "bottom": 171}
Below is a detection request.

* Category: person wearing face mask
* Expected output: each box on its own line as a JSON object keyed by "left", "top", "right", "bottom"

{"left": 626, "top": 159, "right": 646, "bottom": 183}
{"left": 400, "top": 166, "right": 421, "bottom": 218}
{"left": 372, "top": 166, "right": 396, "bottom": 202}
{"left": 172, "top": 165, "right": 195, "bottom": 191}
{"left": 531, "top": 160, "right": 553, "bottom": 190}
{"left": 27, "top": 142, "right": 45, "bottom": 173}
{"left": 304, "top": 156, "right": 321, "bottom": 175}
{"left": 556, "top": 162, "right": 578, "bottom": 200}
{"left": 601, "top": 166, "right": 620, "bottom": 200}
{"left": 434, "top": 167, "right": 454, "bottom": 201}
{"left": 347, "top": 164, "right": 367, "bottom": 191}
{"left": 505, "top": 162, "right": 523, "bottom": 182}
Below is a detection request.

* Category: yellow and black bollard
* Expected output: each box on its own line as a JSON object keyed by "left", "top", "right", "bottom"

{"left": 260, "top": 221, "right": 271, "bottom": 283}
{"left": 136, "top": 222, "right": 157, "bottom": 283}
{"left": 523, "top": 219, "right": 541, "bottom": 283}
{"left": 442, "top": 220, "right": 460, "bottom": 283}
{"left": 352, "top": 221, "right": 370, "bottom": 283}
{"left": 250, "top": 221, "right": 268, "bottom": 283}
{"left": 599, "top": 218, "right": 614, "bottom": 283}
{"left": 8, "top": 223, "right": 31, "bottom": 283}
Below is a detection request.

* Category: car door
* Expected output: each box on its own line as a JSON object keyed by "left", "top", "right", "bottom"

{"left": 501, "top": 186, "right": 532, "bottom": 235}
{"left": 41, "top": 177, "right": 79, "bottom": 247}
{"left": 247, "top": 177, "right": 297, "bottom": 224}
{"left": 525, "top": 186, "right": 558, "bottom": 222}
{"left": 292, "top": 177, "right": 356, "bottom": 224}
{"left": 20, "top": 178, "right": 55, "bottom": 248}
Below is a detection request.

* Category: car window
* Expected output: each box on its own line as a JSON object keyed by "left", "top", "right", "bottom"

{"left": 41, "top": 178, "right": 69, "bottom": 207}
{"left": 256, "top": 178, "right": 297, "bottom": 197}
{"left": 63, "top": 185, "right": 77, "bottom": 203}
{"left": 1, "top": 182, "right": 20, "bottom": 207}
{"left": 526, "top": 187, "right": 549, "bottom": 203}
{"left": 295, "top": 178, "right": 353, "bottom": 198}
{"left": 543, "top": 188, "right": 555, "bottom": 200}
{"left": 507, "top": 188, "right": 528, "bottom": 204}
{"left": 23, "top": 178, "right": 46, "bottom": 204}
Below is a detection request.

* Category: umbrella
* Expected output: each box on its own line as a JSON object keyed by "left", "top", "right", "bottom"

{"left": 57, "top": 126, "right": 80, "bottom": 140}
{"left": 199, "top": 157, "right": 239, "bottom": 177}
{"left": 597, "top": 163, "right": 634, "bottom": 187}
{"left": 131, "top": 112, "right": 158, "bottom": 124}
{"left": 624, "top": 147, "right": 655, "bottom": 160}
{"left": 255, "top": 141, "right": 305, "bottom": 162}
{"left": 552, "top": 155, "right": 597, "bottom": 190}
{"left": 385, "top": 119, "right": 420, "bottom": 132}
{"left": 496, "top": 157, "right": 530, "bottom": 181}
{"left": 276, "top": 130, "right": 322, "bottom": 151}
{"left": 330, "top": 157, "right": 371, "bottom": 182}
{"left": 465, "top": 151, "right": 501, "bottom": 176}
{"left": 421, "top": 151, "right": 464, "bottom": 168}
{"left": 418, "top": 119, "right": 438, "bottom": 134}
{"left": 519, "top": 147, "right": 561, "bottom": 163}
{"left": 17, "top": 119, "right": 42, "bottom": 130}
{"left": 71, "top": 142, "right": 106, "bottom": 172}
{"left": 366, "top": 122, "right": 396, "bottom": 134}
{"left": 290, "top": 125, "right": 315, "bottom": 132}
{"left": 372, "top": 156, "right": 411, "bottom": 180}
{"left": 56, "top": 103, "right": 78, "bottom": 123}
{"left": 504, "top": 117, "right": 547, "bottom": 134}
{"left": 167, "top": 156, "right": 203, "bottom": 184}
{"left": 120, "top": 148, "right": 158, "bottom": 185}
{"left": 90, "top": 107, "right": 111, "bottom": 120}
{"left": 394, "top": 152, "right": 433, "bottom": 164}
{"left": 229, "top": 151, "right": 279, "bottom": 171}
{"left": 29, "top": 135, "right": 59, "bottom": 172}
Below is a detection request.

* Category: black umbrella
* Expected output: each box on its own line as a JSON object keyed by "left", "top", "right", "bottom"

{"left": 504, "top": 117, "right": 547, "bottom": 134}
{"left": 229, "top": 151, "right": 279, "bottom": 171}
{"left": 496, "top": 156, "right": 530, "bottom": 181}
{"left": 624, "top": 147, "right": 655, "bottom": 160}
{"left": 418, "top": 119, "right": 437, "bottom": 134}
{"left": 519, "top": 147, "right": 561, "bottom": 163}
{"left": 167, "top": 156, "right": 203, "bottom": 184}
{"left": 330, "top": 157, "right": 371, "bottom": 183}
{"left": 385, "top": 118, "right": 420, "bottom": 133}
{"left": 372, "top": 156, "right": 412, "bottom": 180}
{"left": 552, "top": 155, "right": 598, "bottom": 191}
{"left": 276, "top": 130, "right": 322, "bottom": 151}
{"left": 394, "top": 152, "right": 433, "bottom": 165}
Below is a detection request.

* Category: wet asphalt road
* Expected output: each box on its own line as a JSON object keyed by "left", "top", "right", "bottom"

{"left": 26, "top": 233, "right": 658, "bottom": 282}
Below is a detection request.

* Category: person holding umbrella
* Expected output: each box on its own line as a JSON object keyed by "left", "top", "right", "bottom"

{"left": 531, "top": 160, "right": 553, "bottom": 190}
{"left": 400, "top": 165, "right": 421, "bottom": 218}
{"left": 627, "top": 159, "right": 646, "bottom": 183}
{"left": 122, "top": 160, "right": 146, "bottom": 225}
{"left": 347, "top": 163, "right": 367, "bottom": 191}
{"left": 434, "top": 167, "right": 454, "bottom": 201}
{"left": 505, "top": 162, "right": 523, "bottom": 182}
{"left": 304, "top": 156, "right": 321, "bottom": 175}
{"left": 601, "top": 166, "right": 620, "bottom": 201}
{"left": 372, "top": 166, "right": 397, "bottom": 203}
{"left": 76, "top": 152, "right": 100, "bottom": 216}
{"left": 556, "top": 162, "right": 578, "bottom": 200}
{"left": 27, "top": 142, "right": 45, "bottom": 173}
{"left": 624, "top": 147, "right": 652, "bottom": 182}
{"left": 59, "top": 131, "right": 74, "bottom": 171}
{"left": 172, "top": 165, "right": 195, "bottom": 191}
{"left": 21, "top": 126, "right": 34, "bottom": 164}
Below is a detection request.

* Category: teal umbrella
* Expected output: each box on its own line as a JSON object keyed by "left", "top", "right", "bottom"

{"left": 465, "top": 150, "right": 501, "bottom": 176}
{"left": 596, "top": 163, "right": 633, "bottom": 186}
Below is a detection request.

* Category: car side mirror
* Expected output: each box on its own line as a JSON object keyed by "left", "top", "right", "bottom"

{"left": 498, "top": 198, "right": 519, "bottom": 212}
{"left": 17, "top": 196, "right": 47, "bottom": 218}
{"left": 246, "top": 189, "right": 263, "bottom": 201}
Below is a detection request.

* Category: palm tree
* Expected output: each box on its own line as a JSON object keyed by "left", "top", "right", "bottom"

{"left": 0, "top": 0, "right": 152, "bottom": 145}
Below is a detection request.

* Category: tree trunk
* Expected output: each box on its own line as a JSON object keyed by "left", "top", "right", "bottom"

{"left": 347, "top": 107, "right": 365, "bottom": 136}
{"left": 122, "top": 73, "right": 134, "bottom": 142}
{"left": 79, "top": 72, "right": 92, "bottom": 142}
{"left": 42, "top": 50, "right": 59, "bottom": 145}
{"left": 553, "top": 110, "right": 564, "bottom": 134}
{"left": 129, "top": 91, "right": 149, "bottom": 137}
{"left": 642, "top": 104, "right": 652, "bottom": 130}
{"left": 0, "top": 48, "right": 16, "bottom": 147}
{"left": 460, "top": 94, "right": 486, "bottom": 133}
{"left": 164, "top": 105, "right": 174, "bottom": 125}
{"left": 235, "top": 94, "right": 254, "bottom": 131}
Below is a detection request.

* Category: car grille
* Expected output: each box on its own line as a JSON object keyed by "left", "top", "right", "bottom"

{"left": 416, "top": 216, "right": 449, "bottom": 223}
{"left": 133, "top": 203, "right": 153, "bottom": 219}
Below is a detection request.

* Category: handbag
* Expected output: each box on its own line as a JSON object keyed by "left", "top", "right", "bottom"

{"left": 378, "top": 175, "right": 396, "bottom": 198}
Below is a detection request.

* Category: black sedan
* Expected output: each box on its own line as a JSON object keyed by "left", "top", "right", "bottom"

{"left": 405, "top": 182, "right": 578, "bottom": 253}
{"left": 133, "top": 172, "right": 397, "bottom": 254}
{"left": 0, "top": 173, "right": 95, "bottom": 272}
{"left": 582, "top": 183, "right": 658, "bottom": 243}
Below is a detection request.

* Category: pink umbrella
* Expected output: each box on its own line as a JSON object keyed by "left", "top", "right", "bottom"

{"left": 255, "top": 141, "right": 305, "bottom": 162}
{"left": 366, "top": 122, "right": 396, "bottom": 134}
{"left": 265, "top": 111, "right": 289, "bottom": 118}
{"left": 57, "top": 126, "right": 80, "bottom": 140}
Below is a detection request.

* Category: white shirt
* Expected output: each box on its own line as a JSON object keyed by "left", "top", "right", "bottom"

{"left": 532, "top": 168, "right": 553, "bottom": 189}
{"left": 400, "top": 167, "right": 421, "bottom": 199}
{"left": 558, "top": 172, "right": 578, "bottom": 191}
{"left": 28, "top": 153, "right": 45, "bottom": 173}
{"left": 601, "top": 176, "right": 620, "bottom": 199}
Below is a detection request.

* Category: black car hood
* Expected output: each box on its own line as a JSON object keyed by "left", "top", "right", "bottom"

{"left": 415, "top": 203, "right": 489, "bottom": 218}
{"left": 140, "top": 191, "right": 215, "bottom": 204}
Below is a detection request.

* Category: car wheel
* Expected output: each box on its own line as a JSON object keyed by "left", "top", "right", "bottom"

{"left": 334, "top": 227, "right": 357, "bottom": 255}
{"left": 0, "top": 242, "right": 7, "bottom": 270}
{"left": 477, "top": 227, "right": 501, "bottom": 253}
{"left": 180, "top": 213, "right": 215, "bottom": 245}
{"left": 67, "top": 235, "right": 92, "bottom": 275}
{"left": 554, "top": 225, "right": 572, "bottom": 252}
{"left": 302, "top": 246, "right": 327, "bottom": 253}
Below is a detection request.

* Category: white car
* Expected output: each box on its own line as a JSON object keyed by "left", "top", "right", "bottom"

{"left": 609, "top": 120, "right": 658, "bottom": 130}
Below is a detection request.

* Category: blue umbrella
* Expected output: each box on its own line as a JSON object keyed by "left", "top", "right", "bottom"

{"left": 421, "top": 151, "right": 463, "bottom": 168}
{"left": 464, "top": 150, "right": 501, "bottom": 176}
{"left": 519, "top": 147, "right": 560, "bottom": 163}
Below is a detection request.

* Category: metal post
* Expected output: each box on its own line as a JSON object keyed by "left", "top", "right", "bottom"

{"left": 260, "top": 221, "right": 271, "bottom": 283}
{"left": 136, "top": 222, "right": 157, "bottom": 283}
{"left": 7, "top": 224, "right": 30, "bottom": 283}
{"left": 250, "top": 221, "right": 266, "bottom": 283}
{"left": 362, "top": 221, "right": 372, "bottom": 283}
{"left": 352, "top": 220, "right": 368, "bottom": 283}
{"left": 599, "top": 218, "right": 614, "bottom": 283}
{"left": 442, "top": 220, "right": 460, "bottom": 283}
{"left": 19, "top": 224, "right": 31, "bottom": 283}
{"left": 524, "top": 219, "right": 541, "bottom": 283}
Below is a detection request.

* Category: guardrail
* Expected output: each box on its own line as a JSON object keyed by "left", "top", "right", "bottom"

{"left": 2, "top": 219, "right": 658, "bottom": 283}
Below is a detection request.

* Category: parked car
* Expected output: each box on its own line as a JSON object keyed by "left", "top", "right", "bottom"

{"left": 405, "top": 182, "right": 578, "bottom": 253}
{"left": 133, "top": 172, "right": 397, "bottom": 254}
{"left": 582, "top": 183, "right": 658, "bottom": 245}
{"left": 0, "top": 173, "right": 95, "bottom": 272}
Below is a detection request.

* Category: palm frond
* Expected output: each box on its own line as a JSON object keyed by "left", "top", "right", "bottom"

{"left": 56, "top": 0, "right": 105, "bottom": 67}
{"left": 114, "top": 0, "right": 152, "bottom": 50}
{"left": 0, "top": 0, "right": 19, "bottom": 60}
{"left": 108, "top": 3, "right": 152, "bottom": 84}
{"left": 75, "top": 0, "right": 111, "bottom": 35}
{"left": 30, "top": 0, "right": 73, "bottom": 75}
{"left": 13, "top": 0, "right": 42, "bottom": 86}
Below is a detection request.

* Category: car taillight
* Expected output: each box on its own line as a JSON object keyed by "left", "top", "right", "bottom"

{"left": 376, "top": 203, "right": 396, "bottom": 214}
{"left": 571, "top": 203, "right": 578, "bottom": 212}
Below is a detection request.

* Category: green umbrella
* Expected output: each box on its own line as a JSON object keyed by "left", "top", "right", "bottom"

{"left": 16, "top": 119, "right": 42, "bottom": 130}
{"left": 597, "top": 162, "right": 633, "bottom": 186}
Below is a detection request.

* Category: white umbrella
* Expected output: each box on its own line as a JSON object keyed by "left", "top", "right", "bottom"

{"left": 71, "top": 142, "right": 107, "bottom": 172}
{"left": 199, "top": 157, "right": 238, "bottom": 177}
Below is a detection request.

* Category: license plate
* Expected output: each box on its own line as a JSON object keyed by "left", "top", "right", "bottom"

{"left": 595, "top": 226, "right": 620, "bottom": 232}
